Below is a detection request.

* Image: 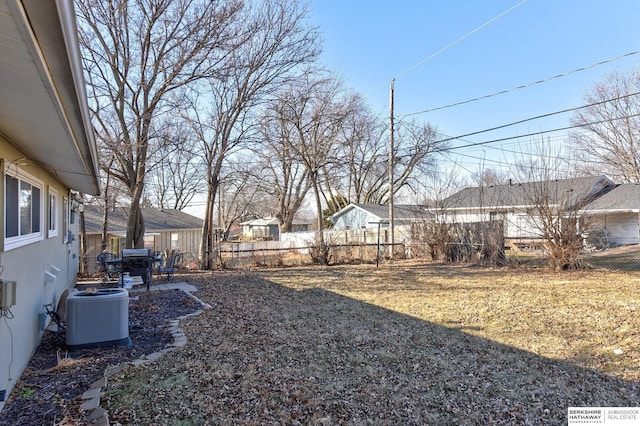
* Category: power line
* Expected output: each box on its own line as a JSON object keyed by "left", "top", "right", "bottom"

{"left": 437, "top": 148, "right": 609, "bottom": 178}
{"left": 440, "top": 140, "right": 590, "bottom": 165}
{"left": 436, "top": 112, "right": 640, "bottom": 153}
{"left": 395, "top": 0, "right": 528, "bottom": 80}
{"left": 436, "top": 127, "right": 582, "bottom": 170}
{"left": 367, "top": 0, "right": 528, "bottom": 95}
{"left": 431, "top": 91, "right": 640, "bottom": 146}
{"left": 403, "top": 50, "right": 640, "bottom": 118}
{"left": 437, "top": 151, "right": 480, "bottom": 176}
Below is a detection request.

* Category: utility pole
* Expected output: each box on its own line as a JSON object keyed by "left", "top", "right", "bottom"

{"left": 388, "top": 79, "right": 395, "bottom": 258}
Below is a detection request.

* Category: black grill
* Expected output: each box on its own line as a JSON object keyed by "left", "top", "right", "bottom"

{"left": 121, "top": 249, "right": 153, "bottom": 290}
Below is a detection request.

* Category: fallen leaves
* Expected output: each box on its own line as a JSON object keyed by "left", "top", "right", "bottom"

{"left": 0, "top": 288, "right": 201, "bottom": 425}
{"left": 99, "top": 266, "right": 640, "bottom": 425}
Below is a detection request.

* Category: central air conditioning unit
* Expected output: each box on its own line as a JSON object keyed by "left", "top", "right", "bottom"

{"left": 66, "top": 288, "right": 130, "bottom": 351}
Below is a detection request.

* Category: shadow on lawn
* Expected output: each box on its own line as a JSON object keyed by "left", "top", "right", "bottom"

{"left": 298, "top": 288, "right": 639, "bottom": 424}
{"left": 105, "top": 275, "right": 640, "bottom": 425}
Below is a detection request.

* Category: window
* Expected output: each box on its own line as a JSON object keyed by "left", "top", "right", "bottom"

{"left": 109, "top": 236, "right": 123, "bottom": 255}
{"left": 143, "top": 235, "right": 155, "bottom": 251}
{"left": 5, "top": 170, "right": 43, "bottom": 250}
{"left": 171, "top": 232, "right": 179, "bottom": 250}
{"left": 48, "top": 189, "right": 58, "bottom": 238}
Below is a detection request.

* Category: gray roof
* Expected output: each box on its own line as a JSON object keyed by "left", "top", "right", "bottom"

{"left": 241, "top": 217, "right": 311, "bottom": 226}
{"left": 442, "top": 176, "right": 614, "bottom": 210}
{"left": 83, "top": 205, "right": 203, "bottom": 234}
{"left": 581, "top": 183, "right": 640, "bottom": 212}
{"left": 328, "top": 203, "right": 431, "bottom": 222}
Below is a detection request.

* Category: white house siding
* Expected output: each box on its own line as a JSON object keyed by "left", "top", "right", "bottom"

{"left": 440, "top": 211, "right": 487, "bottom": 224}
{"left": 504, "top": 212, "right": 543, "bottom": 239}
{"left": 332, "top": 208, "right": 380, "bottom": 231}
{"left": 326, "top": 228, "right": 378, "bottom": 245}
{"left": 442, "top": 210, "right": 543, "bottom": 240}
{"left": 588, "top": 212, "right": 640, "bottom": 247}
{"left": 154, "top": 229, "right": 201, "bottom": 257}
{"left": 0, "top": 140, "right": 78, "bottom": 408}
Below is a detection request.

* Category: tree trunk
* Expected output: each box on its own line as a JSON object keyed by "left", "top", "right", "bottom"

{"left": 101, "top": 201, "right": 109, "bottom": 252}
{"left": 125, "top": 203, "right": 145, "bottom": 249}
{"left": 199, "top": 181, "right": 217, "bottom": 270}
{"left": 281, "top": 217, "right": 293, "bottom": 233}
{"left": 126, "top": 186, "right": 146, "bottom": 249}
{"left": 310, "top": 173, "right": 329, "bottom": 265}
{"left": 125, "top": 157, "right": 147, "bottom": 249}
{"left": 312, "top": 174, "right": 324, "bottom": 243}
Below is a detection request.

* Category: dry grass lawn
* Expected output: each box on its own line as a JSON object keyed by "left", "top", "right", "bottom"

{"left": 260, "top": 264, "right": 640, "bottom": 381}
{"left": 104, "top": 263, "right": 640, "bottom": 425}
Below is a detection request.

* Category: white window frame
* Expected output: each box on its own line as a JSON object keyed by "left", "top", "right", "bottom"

{"left": 48, "top": 188, "right": 58, "bottom": 238}
{"left": 4, "top": 168, "right": 44, "bottom": 251}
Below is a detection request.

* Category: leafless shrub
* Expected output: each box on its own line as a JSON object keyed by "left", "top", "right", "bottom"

{"left": 309, "top": 239, "right": 333, "bottom": 265}
{"left": 411, "top": 221, "right": 505, "bottom": 266}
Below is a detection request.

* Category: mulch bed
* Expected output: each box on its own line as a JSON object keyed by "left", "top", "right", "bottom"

{"left": 0, "top": 287, "right": 201, "bottom": 426}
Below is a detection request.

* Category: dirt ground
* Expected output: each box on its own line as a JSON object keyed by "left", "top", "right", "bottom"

{"left": 0, "top": 287, "right": 201, "bottom": 426}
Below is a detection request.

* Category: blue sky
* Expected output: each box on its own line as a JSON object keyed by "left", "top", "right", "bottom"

{"left": 307, "top": 0, "right": 640, "bottom": 181}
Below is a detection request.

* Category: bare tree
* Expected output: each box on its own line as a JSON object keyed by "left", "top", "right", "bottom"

{"left": 515, "top": 141, "right": 607, "bottom": 270}
{"left": 471, "top": 167, "right": 509, "bottom": 187}
{"left": 77, "top": 0, "right": 242, "bottom": 248}
{"left": 334, "top": 114, "right": 444, "bottom": 209}
{"left": 570, "top": 68, "right": 640, "bottom": 183}
{"left": 266, "top": 72, "right": 356, "bottom": 263}
{"left": 217, "top": 161, "right": 268, "bottom": 236}
{"left": 391, "top": 119, "right": 444, "bottom": 200}
{"left": 255, "top": 100, "right": 313, "bottom": 233}
{"left": 185, "top": 0, "right": 319, "bottom": 269}
{"left": 146, "top": 120, "right": 204, "bottom": 210}
{"left": 334, "top": 95, "right": 388, "bottom": 205}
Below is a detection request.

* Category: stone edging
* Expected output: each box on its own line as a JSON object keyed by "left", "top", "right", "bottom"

{"left": 80, "top": 289, "right": 210, "bottom": 426}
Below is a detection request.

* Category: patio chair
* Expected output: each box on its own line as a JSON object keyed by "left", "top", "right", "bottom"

{"left": 156, "top": 251, "right": 182, "bottom": 282}
{"left": 96, "top": 252, "right": 119, "bottom": 281}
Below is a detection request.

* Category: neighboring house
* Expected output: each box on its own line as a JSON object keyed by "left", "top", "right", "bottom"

{"left": 440, "top": 175, "right": 615, "bottom": 246}
{"left": 580, "top": 183, "right": 640, "bottom": 247}
{"left": 241, "top": 218, "right": 280, "bottom": 240}
{"left": 0, "top": 0, "right": 100, "bottom": 411}
{"left": 240, "top": 217, "right": 311, "bottom": 241}
{"left": 290, "top": 219, "right": 312, "bottom": 233}
{"left": 327, "top": 203, "right": 431, "bottom": 243}
{"left": 82, "top": 206, "right": 203, "bottom": 271}
{"left": 328, "top": 203, "right": 431, "bottom": 230}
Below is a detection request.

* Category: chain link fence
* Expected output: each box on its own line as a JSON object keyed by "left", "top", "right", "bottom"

{"left": 80, "top": 240, "right": 640, "bottom": 272}
{"left": 580, "top": 247, "right": 640, "bottom": 271}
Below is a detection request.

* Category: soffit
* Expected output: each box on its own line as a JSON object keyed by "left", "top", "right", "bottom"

{"left": 0, "top": 0, "right": 99, "bottom": 194}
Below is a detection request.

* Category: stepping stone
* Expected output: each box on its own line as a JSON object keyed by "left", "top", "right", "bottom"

{"left": 81, "top": 387, "right": 100, "bottom": 400}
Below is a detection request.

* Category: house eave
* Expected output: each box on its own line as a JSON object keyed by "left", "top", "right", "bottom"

{"left": 580, "top": 209, "right": 640, "bottom": 214}
{"left": 438, "top": 204, "right": 551, "bottom": 212}
{"left": 0, "top": 0, "right": 100, "bottom": 195}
